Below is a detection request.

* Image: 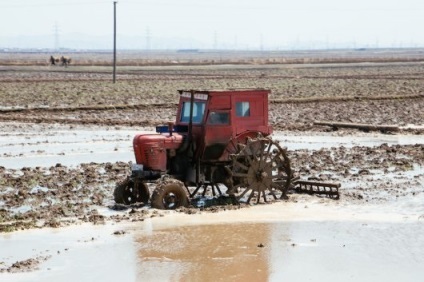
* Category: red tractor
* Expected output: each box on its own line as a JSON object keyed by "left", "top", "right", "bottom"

{"left": 114, "top": 89, "right": 294, "bottom": 209}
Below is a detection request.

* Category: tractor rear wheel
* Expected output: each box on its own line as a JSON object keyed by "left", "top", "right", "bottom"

{"left": 151, "top": 179, "right": 189, "bottom": 210}
{"left": 114, "top": 178, "right": 150, "bottom": 205}
{"left": 229, "top": 136, "right": 291, "bottom": 204}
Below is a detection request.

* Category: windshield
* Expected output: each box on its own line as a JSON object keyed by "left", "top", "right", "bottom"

{"left": 180, "top": 101, "right": 206, "bottom": 123}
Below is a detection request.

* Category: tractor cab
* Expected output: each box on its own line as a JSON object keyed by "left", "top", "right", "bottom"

{"left": 174, "top": 89, "right": 272, "bottom": 161}
{"left": 134, "top": 89, "right": 273, "bottom": 175}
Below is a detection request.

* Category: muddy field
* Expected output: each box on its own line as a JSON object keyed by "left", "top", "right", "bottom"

{"left": 1, "top": 62, "right": 423, "bottom": 131}
{"left": 0, "top": 54, "right": 424, "bottom": 280}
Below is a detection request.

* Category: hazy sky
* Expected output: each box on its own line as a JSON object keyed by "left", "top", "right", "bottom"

{"left": 1, "top": 0, "right": 423, "bottom": 49}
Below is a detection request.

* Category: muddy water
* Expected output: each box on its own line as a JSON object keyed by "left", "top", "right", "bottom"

{"left": 279, "top": 132, "right": 424, "bottom": 150}
{"left": 131, "top": 203, "right": 424, "bottom": 282}
{"left": 2, "top": 203, "right": 424, "bottom": 281}
{"left": 136, "top": 223, "right": 272, "bottom": 281}
{"left": 1, "top": 123, "right": 423, "bottom": 169}
{"left": 0, "top": 123, "right": 148, "bottom": 168}
{"left": 0, "top": 223, "right": 138, "bottom": 281}
{"left": 137, "top": 223, "right": 271, "bottom": 281}
{"left": 134, "top": 221, "right": 424, "bottom": 282}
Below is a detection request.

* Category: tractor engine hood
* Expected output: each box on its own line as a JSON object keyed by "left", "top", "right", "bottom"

{"left": 133, "top": 133, "right": 184, "bottom": 171}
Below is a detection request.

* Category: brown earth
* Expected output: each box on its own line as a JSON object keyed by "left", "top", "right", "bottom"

{"left": 1, "top": 138, "right": 422, "bottom": 234}
{"left": 1, "top": 62, "right": 423, "bottom": 132}
{"left": 1, "top": 58, "right": 424, "bottom": 236}
{"left": 1, "top": 55, "right": 424, "bottom": 276}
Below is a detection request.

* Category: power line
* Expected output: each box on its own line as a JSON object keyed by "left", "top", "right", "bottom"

{"left": 113, "top": 1, "right": 117, "bottom": 83}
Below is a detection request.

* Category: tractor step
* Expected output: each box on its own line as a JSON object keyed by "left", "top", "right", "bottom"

{"left": 294, "top": 180, "right": 340, "bottom": 199}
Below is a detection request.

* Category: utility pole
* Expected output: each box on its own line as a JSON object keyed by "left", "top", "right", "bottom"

{"left": 260, "top": 33, "right": 264, "bottom": 52}
{"left": 53, "top": 22, "right": 60, "bottom": 51}
{"left": 145, "top": 27, "right": 151, "bottom": 51}
{"left": 113, "top": 1, "right": 117, "bottom": 83}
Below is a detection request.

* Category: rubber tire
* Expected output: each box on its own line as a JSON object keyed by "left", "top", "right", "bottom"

{"left": 114, "top": 178, "right": 150, "bottom": 205}
{"left": 151, "top": 180, "right": 189, "bottom": 210}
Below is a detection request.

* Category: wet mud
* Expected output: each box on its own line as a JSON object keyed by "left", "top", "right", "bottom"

{"left": 0, "top": 61, "right": 424, "bottom": 278}
{"left": 1, "top": 123, "right": 422, "bottom": 234}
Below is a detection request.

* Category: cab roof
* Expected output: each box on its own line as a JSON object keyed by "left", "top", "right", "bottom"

{"left": 178, "top": 89, "right": 270, "bottom": 96}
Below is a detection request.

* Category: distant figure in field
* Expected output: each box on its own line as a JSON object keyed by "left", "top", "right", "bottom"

{"left": 60, "top": 56, "right": 71, "bottom": 67}
{"left": 49, "top": 55, "right": 60, "bottom": 65}
{"left": 49, "top": 55, "right": 71, "bottom": 67}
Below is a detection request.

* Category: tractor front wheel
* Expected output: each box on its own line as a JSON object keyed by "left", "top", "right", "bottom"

{"left": 151, "top": 179, "right": 189, "bottom": 209}
{"left": 114, "top": 178, "right": 150, "bottom": 205}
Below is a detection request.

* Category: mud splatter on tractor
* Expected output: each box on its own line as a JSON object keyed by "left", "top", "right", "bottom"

{"left": 114, "top": 89, "right": 339, "bottom": 209}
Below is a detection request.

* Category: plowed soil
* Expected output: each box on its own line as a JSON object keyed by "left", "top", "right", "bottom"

{"left": 1, "top": 56, "right": 424, "bottom": 277}
{"left": 1, "top": 63, "right": 423, "bottom": 131}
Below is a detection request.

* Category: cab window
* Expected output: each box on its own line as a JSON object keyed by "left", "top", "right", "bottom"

{"left": 180, "top": 101, "right": 206, "bottom": 123}
{"left": 207, "top": 111, "right": 230, "bottom": 125}
{"left": 236, "top": 102, "right": 250, "bottom": 117}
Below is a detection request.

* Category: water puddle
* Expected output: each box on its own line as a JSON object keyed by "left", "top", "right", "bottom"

{"left": 278, "top": 133, "right": 424, "bottom": 150}
{"left": 1, "top": 202, "right": 424, "bottom": 281}
{"left": 131, "top": 206, "right": 424, "bottom": 281}
{"left": 0, "top": 124, "right": 149, "bottom": 168}
{"left": 1, "top": 123, "right": 422, "bottom": 169}
{"left": 135, "top": 223, "right": 273, "bottom": 281}
{"left": 0, "top": 223, "right": 137, "bottom": 281}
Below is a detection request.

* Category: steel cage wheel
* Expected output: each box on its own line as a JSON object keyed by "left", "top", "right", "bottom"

{"left": 229, "top": 136, "right": 291, "bottom": 204}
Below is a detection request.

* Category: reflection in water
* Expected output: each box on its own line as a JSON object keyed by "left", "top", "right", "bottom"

{"left": 136, "top": 223, "right": 287, "bottom": 281}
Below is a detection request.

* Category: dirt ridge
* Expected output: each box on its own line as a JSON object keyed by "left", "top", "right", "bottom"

{"left": 0, "top": 94, "right": 422, "bottom": 114}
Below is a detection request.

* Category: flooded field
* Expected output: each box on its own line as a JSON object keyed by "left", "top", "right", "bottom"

{"left": 1, "top": 122, "right": 422, "bottom": 168}
{"left": 1, "top": 122, "right": 423, "bottom": 281}
{"left": 0, "top": 123, "right": 144, "bottom": 169}
{"left": 1, "top": 202, "right": 424, "bottom": 282}
{"left": 0, "top": 60, "right": 423, "bottom": 281}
